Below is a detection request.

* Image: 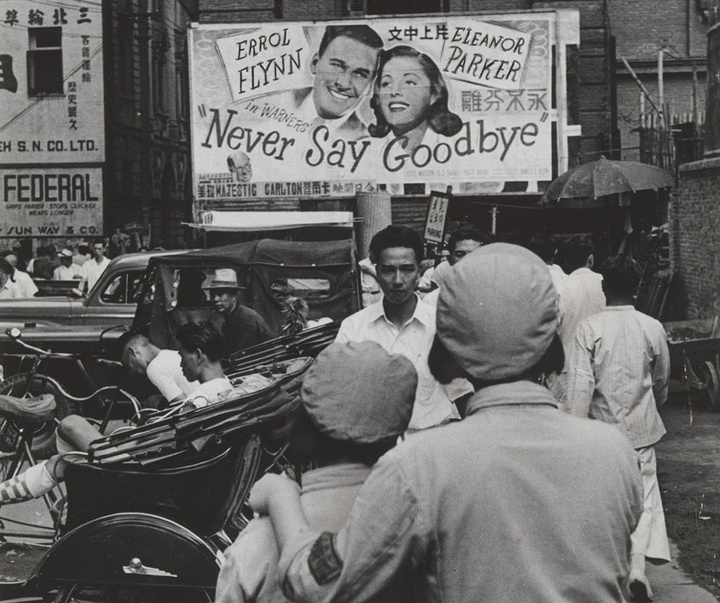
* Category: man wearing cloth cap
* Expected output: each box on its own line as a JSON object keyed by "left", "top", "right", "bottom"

{"left": 53, "top": 248, "right": 84, "bottom": 281}
{"left": 204, "top": 268, "right": 274, "bottom": 357}
{"left": 252, "top": 243, "right": 644, "bottom": 602}
{"left": 217, "top": 341, "right": 415, "bottom": 603}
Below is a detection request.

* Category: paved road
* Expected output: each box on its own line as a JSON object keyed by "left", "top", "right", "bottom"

{"left": 649, "top": 542, "right": 718, "bottom": 602}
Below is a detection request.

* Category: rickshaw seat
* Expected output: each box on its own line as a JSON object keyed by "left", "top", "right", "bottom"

{"left": 0, "top": 394, "right": 56, "bottom": 424}
{"left": 67, "top": 357, "right": 311, "bottom": 534}
{"left": 63, "top": 433, "right": 263, "bottom": 535}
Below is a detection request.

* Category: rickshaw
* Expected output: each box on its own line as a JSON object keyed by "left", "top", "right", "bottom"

{"left": 0, "top": 238, "right": 361, "bottom": 600}
{"left": 132, "top": 238, "right": 361, "bottom": 349}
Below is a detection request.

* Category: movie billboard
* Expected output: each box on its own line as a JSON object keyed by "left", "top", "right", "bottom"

{"left": 190, "top": 14, "right": 556, "bottom": 201}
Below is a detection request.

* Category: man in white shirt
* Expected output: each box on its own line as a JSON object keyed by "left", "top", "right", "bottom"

{"left": 81, "top": 238, "right": 111, "bottom": 291}
{"left": 527, "top": 232, "right": 567, "bottom": 298}
{"left": 0, "top": 322, "right": 232, "bottom": 504}
{"left": 0, "top": 259, "right": 20, "bottom": 299}
{"left": 566, "top": 255, "right": 671, "bottom": 601}
{"left": 422, "top": 226, "right": 489, "bottom": 307}
{"left": 551, "top": 235, "right": 605, "bottom": 406}
{"left": 53, "top": 249, "right": 85, "bottom": 281}
{"left": 336, "top": 225, "right": 467, "bottom": 431}
{"left": 3, "top": 253, "right": 38, "bottom": 298}
{"left": 121, "top": 332, "right": 199, "bottom": 405}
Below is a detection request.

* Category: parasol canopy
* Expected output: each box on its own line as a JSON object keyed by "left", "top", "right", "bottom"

{"left": 540, "top": 157, "right": 676, "bottom": 204}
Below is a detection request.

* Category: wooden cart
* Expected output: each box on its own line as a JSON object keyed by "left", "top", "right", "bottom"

{"left": 664, "top": 317, "right": 720, "bottom": 410}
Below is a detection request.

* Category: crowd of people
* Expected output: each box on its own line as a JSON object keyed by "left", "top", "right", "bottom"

{"left": 239, "top": 225, "right": 669, "bottom": 603}
{"left": 0, "top": 237, "right": 117, "bottom": 298}
{"left": 0, "top": 222, "right": 669, "bottom": 602}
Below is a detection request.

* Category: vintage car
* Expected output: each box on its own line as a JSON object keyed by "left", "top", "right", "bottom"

{"left": 0, "top": 250, "right": 185, "bottom": 328}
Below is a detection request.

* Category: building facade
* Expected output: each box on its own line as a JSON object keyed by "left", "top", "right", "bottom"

{"left": 0, "top": 0, "right": 197, "bottom": 255}
{"left": 611, "top": 0, "right": 709, "bottom": 163}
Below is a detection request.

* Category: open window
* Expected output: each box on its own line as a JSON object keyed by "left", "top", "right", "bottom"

{"left": 27, "top": 27, "right": 63, "bottom": 96}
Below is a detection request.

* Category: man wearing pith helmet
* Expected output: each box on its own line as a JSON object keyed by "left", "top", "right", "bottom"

{"left": 203, "top": 268, "right": 273, "bottom": 356}
{"left": 252, "top": 243, "right": 644, "bottom": 603}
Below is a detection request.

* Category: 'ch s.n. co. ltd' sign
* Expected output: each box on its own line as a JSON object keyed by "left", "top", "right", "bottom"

{"left": 190, "top": 12, "right": 565, "bottom": 201}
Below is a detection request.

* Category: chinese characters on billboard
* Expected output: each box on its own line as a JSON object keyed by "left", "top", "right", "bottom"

{"left": 190, "top": 14, "right": 557, "bottom": 203}
{"left": 0, "top": 0, "right": 104, "bottom": 237}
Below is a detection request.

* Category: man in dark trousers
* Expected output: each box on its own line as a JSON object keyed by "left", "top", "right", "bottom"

{"left": 204, "top": 268, "right": 274, "bottom": 356}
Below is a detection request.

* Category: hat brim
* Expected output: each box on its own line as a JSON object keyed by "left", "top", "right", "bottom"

{"left": 202, "top": 283, "right": 244, "bottom": 290}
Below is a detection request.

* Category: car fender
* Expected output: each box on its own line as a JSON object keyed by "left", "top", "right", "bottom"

{"left": 31, "top": 512, "right": 223, "bottom": 589}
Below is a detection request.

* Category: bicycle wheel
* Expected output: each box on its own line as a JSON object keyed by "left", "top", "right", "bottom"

{"left": 0, "top": 373, "right": 79, "bottom": 460}
{"left": 54, "top": 584, "right": 213, "bottom": 603}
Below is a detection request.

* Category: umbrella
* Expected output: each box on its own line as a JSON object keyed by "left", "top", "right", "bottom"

{"left": 540, "top": 157, "right": 675, "bottom": 204}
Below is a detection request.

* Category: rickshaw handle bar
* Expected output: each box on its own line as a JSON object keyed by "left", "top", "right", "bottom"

{"left": 12, "top": 337, "right": 122, "bottom": 367}
{"left": 26, "top": 374, "right": 142, "bottom": 415}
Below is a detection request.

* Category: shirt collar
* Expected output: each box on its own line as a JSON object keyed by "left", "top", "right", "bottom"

{"left": 368, "top": 294, "right": 433, "bottom": 328}
{"left": 466, "top": 381, "right": 559, "bottom": 415}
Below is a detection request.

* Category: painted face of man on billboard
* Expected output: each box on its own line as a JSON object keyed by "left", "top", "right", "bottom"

{"left": 227, "top": 152, "right": 252, "bottom": 183}
{"left": 310, "top": 26, "right": 383, "bottom": 120}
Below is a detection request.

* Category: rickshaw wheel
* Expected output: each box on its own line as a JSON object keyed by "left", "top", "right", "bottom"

{"left": 0, "top": 373, "right": 78, "bottom": 461}
{"left": 54, "top": 584, "right": 213, "bottom": 603}
{"left": 700, "top": 361, "right": 720, "bottom": 412}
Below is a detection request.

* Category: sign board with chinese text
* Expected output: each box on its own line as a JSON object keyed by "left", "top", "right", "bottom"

{"left": 0, "top": 0, "right": 104, "bottom": 164}
{"left": 189, "top": 11, "right": 577, "bottom": 204}
{"left": 0, "top": 167, "right": 103, "bottom": 238}
{"left": 424, "top": 190, "right": 451, "bottom": 245}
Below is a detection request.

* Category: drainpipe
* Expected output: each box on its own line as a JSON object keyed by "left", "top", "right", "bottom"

{"left": 658, "top": 47, "right": 665, "bottom": 126}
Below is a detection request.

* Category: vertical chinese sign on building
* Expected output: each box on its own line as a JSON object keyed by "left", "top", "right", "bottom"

{"left": 189, "top": 12, "right": 572, "bottom": 207}
{"left": 0, "top": 0, "right": 104, "bottom": 239}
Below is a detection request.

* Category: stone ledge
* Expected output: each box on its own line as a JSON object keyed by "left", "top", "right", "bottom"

{"left": 680, "top": 157, "right": 720, "bottom": 173}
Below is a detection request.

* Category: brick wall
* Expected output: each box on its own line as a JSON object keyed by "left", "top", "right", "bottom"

{"left": 670, "top": 158, "right": 720, "bottom": 319}
{"left": 609, "top": 0, "right": 707, "bottom": 61}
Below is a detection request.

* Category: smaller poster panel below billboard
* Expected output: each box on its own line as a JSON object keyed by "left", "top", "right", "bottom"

{"left": 190, "top": 12, "right": 559, "bottom": 200}
{"left": 0, "top": 167, "right": 103, "bottom": 238}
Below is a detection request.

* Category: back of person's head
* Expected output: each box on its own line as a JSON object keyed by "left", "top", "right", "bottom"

{"left": 317, "top": 24, "right": 383, "bottom": 58}
{"left": 77, "top": 244, "right": 90, "bottom": 256}
{"left": 527, "top": 233, "right": 557, "bottom": 264}
{"left": 599, "top": 254, "right": 642, "bottom": 298}
{"left": 292, "top": 341, "right": 417, "bottom": 466}
{"left": 447, "top": 226, "right": 489, "bottom": 254}
{"left": 564, "top": 235, "right": 594, "bottom": 271}
{"left": 437, "top": 243, "right": 560, "bottom": 384}
{"left": 119, "top": 332, "right": 154, "bottom": 373}
{"left": 369, "top": 225, "right": 423, "bottom": 264}
{"left": 0, "top": 258, "right": 13, "bottom": 277}
{"left": 2, "top": 252, "right": 17, "bottom": 268}
{"left": 176, "top": 321, "right": 225, "bottom": 363}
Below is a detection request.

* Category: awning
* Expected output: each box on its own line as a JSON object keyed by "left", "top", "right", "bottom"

{"left": 187, "top": 211, "right": 355, "bottom": 232}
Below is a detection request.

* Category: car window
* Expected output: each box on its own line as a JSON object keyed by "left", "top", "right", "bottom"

{"left": 271, "top": 278, "right": 331, "bottom": 300}
{"left": 99, "top": 270, "right": 144, "bottom": 304}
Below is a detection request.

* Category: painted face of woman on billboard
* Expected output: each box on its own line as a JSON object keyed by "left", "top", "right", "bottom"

{"left": 378, "top": 55, "right": 439, "bottom": 136}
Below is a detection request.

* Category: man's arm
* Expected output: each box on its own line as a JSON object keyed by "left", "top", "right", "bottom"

{"left": 146, "top": 360, "right": 185, "bottom": 404}
{"left": 257, "top": 452, "right": 428, "bottom": 603}
{"left": 565, "top": 322, "right": 596, "bottom": 417}
{"left": 651, "top": 324, "right": 671, "bottom": 408}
